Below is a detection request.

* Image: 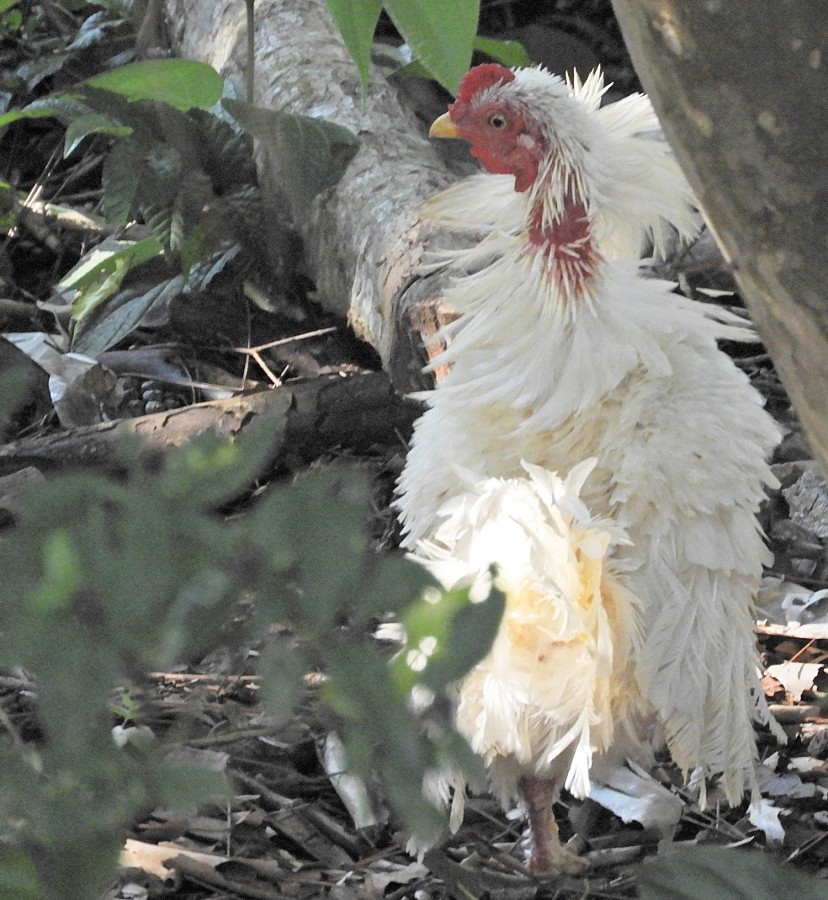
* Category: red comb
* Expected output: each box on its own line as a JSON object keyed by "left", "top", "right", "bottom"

{"left": 456, "top": 64, "right": 515, "bottom": 103}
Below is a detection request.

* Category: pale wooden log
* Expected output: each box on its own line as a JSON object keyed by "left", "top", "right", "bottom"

{"left": 163, "top": 0, "right": 457, "bottom": 391}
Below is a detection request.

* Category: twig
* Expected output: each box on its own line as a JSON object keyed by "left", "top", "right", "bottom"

{"left": 232, "top": 327, "right": 339, "bottom": 354}
{"left": 785, "top": 831, "right": 828, "bottom": 864}
{"left": 187, "top": 726, "right": 288, "bottom": 748}
{"left": 231, "top": 328, "right": 340, "bottom": 385}
{"left": 245, "top": 0, "right": 255, "bottom": 103}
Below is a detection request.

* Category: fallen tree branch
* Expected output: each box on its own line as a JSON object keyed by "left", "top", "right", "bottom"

{"left": 0, "top": 371, "right": 420, "bottom": 478}
{"left": 162, "top": 0, "right": 457, "bottom": 392}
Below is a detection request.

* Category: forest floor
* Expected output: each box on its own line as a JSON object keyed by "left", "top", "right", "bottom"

{"left": 0, "top": 2, "right": 826, "bottom": 898}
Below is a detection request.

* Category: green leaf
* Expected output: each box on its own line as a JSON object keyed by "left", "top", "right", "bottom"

{"left": 100, "top": 139, "right": 141, "bottom": 222}
{"left": 63, "top": 112, "right": 132, "bottom": 156}
{"left": 384, "top": 0, "right": 480, "bottom": 93}
{"left": 58, "top": 236, "right": 164, "bottom": 324}
{"left": 638, "top": 847, "right": 828, "bottom": 900}
{"left": 248, "top": 471, "right": 369, "bottom": 631}
{"left": 139, "top": 163, "right": 212, "bottom": 254}
{"left": 222, "top": 98, "right": 358, "bottom": 220}
{"left": 0, "top": 8, "right": 20, "bottom": 31}
{"left": 24, "top": 95, "right": 95, "bottom": 123}
{"left": 326, "top": 643, "right": 446, "bottom": 842}
{"left": 392, "top": 581, "right": 504, "bottom": 693}
{"left": 177, "top": 208, "right": 231, "bottom": 275}
{"left": 156, "top": 763, "right": 233, "bottom": 809}
{"left": 258, "top": 641, "right": 307, "bottom": 725}
{"left": 428, "top": 721, "right": 484, "bottom": 786}
{"left": 159, "top": 430, "right": 276, "bottom": 510}
{"left": 0, "top": 106, "right": 46, "bottom": 129}
{"left": 326, "top": 0, "right": 383, "bottom": 95}
{"left": 15, "top": 472, "right": 125, "bottom": 533}
{"left": 30, "top": 529, "right": 83, "bottom": 612}
{"left": 184, "top": 243, "right": 241, "bottom": 291}
{"left": 0, "top": 0, "right": 22, "bottom": 14}
{"left": 71, "top": 273, "right": 185, "bottom": 357}
{"left": 432, "top": 585, "right": 504, "bottom": 687}
{"left": 390, "top": 57, "right": 435, "bottom": 83}
{"left": 355, "top": 553, "right": 436, "bottom": 620}
{"left": 61, "top": 245, "right": 122, "bottom": 293}
{"left": 0, "top": 847, "right": 43, "bottom": 900}
{"left": 156, "top": 569, "right": 233, "bottom": 666}
{"left": 393, "top": 37, "right": 529, "bottom": 88}
{"left": 473, "top": 36, "right": 532, "bottom": 69}
{"left": 84, "top": 60, "right": 223, "bottom": 111}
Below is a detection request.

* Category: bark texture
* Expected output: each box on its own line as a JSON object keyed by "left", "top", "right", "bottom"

{"left": 164, "top": 0, "right": 458, "bottom": 391}
{"left": 0, "top": 372, "right": 420, "bottom": 478}
{"left": 611, "top": 0, "right": 828, "bottom": 472}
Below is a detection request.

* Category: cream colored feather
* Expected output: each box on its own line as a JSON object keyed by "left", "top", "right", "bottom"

{"left": 413, "top": 461, "right": 647, "bottom": 805}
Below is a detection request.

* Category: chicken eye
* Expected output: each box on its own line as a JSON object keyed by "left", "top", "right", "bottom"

{"left": 488, "top": 113, "right": 508, "bottom": 130}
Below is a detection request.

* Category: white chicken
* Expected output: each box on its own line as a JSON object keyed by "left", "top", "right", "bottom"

{"left": 395, "top": 64, "right": 783, "bottom": 872}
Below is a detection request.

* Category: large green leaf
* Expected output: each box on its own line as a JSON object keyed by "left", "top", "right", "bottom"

{"left": 326, "top": 0, "right": 383, "bottom": 95}
{"left": 71, "top": 273, "right": 185, "bottom": 357}
{"left": 0, "top": 96, "right": 93, "bottom": 131}
{"left": 473, "top": 35, "right": 532, "bottom": 68}
{"left": 394, "top": 36, "right": 531, "bottom": 87}
{"left": 0, "top": 847, "right": 43, "bottom": 900}
{"left": 84, "top": 60, "right": 223, "bottom": 111}
{"left": 392, "top": 581, "right": 504, "bottom": 693}
{"left": 59, "top": 237, "right": 161, "bottom": 292}
{"left": 325, "top": 643, "right": 445, "bottom": 841}
{"left": 354, "top": 553, "right": 436, "bottom": 620}
{"left": 0, "top": 61, "right": 221, "bottom": 134}
{"left": 223, "top": 98, "right": 359, "bottom": 219}
{"left": 63, "top": 112, "right": 132, "bottom": 156}
{"left": 59, "top": 236, "right": 164, "bottom": 324}
{"left": 100, "top": 139, "right": 142, "bottom": 222}
{"left": 384, "top": 0, "right": 480, "bottom": 93}
{"left": 638, "top": 846, "right": 827, "bottom": 900}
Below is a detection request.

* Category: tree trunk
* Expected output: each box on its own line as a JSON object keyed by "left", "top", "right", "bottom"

{"left": 163, "top": 0, "right": 458, "bottom": 392}
{"left": 610, "top": 0, "right": 828, "bottom": 472}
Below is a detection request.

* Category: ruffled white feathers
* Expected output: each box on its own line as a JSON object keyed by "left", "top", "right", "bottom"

{"left": 396, "top": 64, "right": 782, "bottom": 813}
{"left": 421, "top": 65, "right": 700, "bottom": 269}
{"left": 413, "top": 462, "right": 644, "bottom": 802}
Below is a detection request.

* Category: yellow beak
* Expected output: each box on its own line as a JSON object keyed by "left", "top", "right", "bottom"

{"left": 429, "top": 112, "right": 459, "bottom": 139}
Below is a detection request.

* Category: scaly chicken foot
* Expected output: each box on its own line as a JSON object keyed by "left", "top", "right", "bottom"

{"left": 520, "top": 775, "right": 588, "bottom": 876}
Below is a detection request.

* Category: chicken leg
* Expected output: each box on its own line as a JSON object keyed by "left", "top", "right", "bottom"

{"left": 521, "top": 776, "right": 588, "bottom": 875}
